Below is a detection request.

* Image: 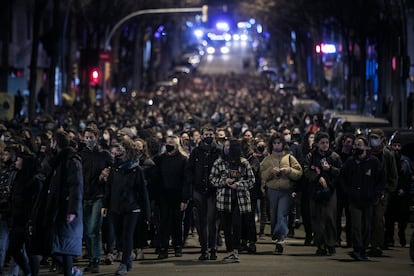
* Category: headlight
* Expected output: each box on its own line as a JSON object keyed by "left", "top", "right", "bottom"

{"left": 220, "top": 46, "right": 230, "bottom": 54}
{"left": 206, "top": 47, "right": 215, "bottom": 54}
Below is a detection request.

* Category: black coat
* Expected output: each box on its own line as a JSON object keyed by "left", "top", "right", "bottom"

{"left": 186, "top": 143, "right": 220, "bottom": 195}
{"left": 341, "top": 155, "right": 385, "bottom": 207}
{"left": 153, "top": 151, "right": 190, "bottom": 202}
{"left": 42, "top": 147, "right": 84, "bottom": 256}
{"left": 79, "top": 146, "right": 112, "bottom": 200}
{"left": 104, "top": 161, "right": 151, "bottom": 221}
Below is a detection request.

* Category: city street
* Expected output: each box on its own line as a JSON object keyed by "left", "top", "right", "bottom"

{"left": 34, "top": 226, "right": 414, "bottom": 276}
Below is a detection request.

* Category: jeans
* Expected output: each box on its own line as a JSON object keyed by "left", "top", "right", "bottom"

{"left": 349, "top": 203, "right": 373, "bottom": 253}
{"left": 0, "top": 219, "right": 9, "bottom": 275}
{"left": 267, "top": 189, "right": 291, "bottom": 240}
{"left": 193, "top": 191, "right": 218, "bottom": 252}
{"left": 112, "top": 212, "right": 139, "bottom": 266}
{"left": 83, "top": 199, "right": 103, "bottom": 262}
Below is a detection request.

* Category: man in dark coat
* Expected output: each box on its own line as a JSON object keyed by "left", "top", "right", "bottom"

{"left": 186, "top": 126, "right": 221, "bottom": 260}
{"left": 44, "top": 130, "right": 84, "bottom": 276}
{"left": 78, "top": 124, "right": 112, "bottom": 273}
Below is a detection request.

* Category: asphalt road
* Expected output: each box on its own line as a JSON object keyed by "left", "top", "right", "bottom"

{"left": 31, "top": 225, "right": 414, "bottom": 276}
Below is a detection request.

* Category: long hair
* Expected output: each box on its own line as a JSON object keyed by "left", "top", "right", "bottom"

{"left": 224, "top": 138, "right": 242, "bottom": 165}
{"left": 168, "top": 135, "right": 188, "bottom": 158}
{"left": 121, "top": 137, "right": 139, "bottom": 161}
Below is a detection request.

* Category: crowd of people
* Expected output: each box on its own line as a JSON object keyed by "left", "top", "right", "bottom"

{"left": 0, "top": 73, "right": 412, "bottom": 275}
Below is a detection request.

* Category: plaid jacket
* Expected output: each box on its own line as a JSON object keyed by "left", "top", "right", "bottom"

{"left": 209, "top": 157, "right": 255, "bottom": 213}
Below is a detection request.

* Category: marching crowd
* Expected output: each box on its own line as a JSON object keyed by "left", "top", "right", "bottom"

{"left": 0, "top": 73, "right": 412, "bottom": 275}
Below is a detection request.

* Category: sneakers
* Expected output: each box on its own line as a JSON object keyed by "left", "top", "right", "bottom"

{"left": 71, "top": 266, "right": 83, "bottom": 276}
{"left": 83, "top": 262, "right": 99, "bottom": 273}
{"left": 327, "top": 247, "right": 336, "bottom": 256}
{"left": 350, "top": 251, "right": 363, "bottom": 261}
{"left": 198, "top": 252, "right": 209, "bottom": 261}
{"left": 210, "top": 249, "right": 217, "bottom": 260}
{"left": 135, "top": 248, "right": 144, "bottom": 260}
{"left": 104, "top": 253, "right": 114, "bottom": 265}
{"left": 247, "top": 243, "right": 256, "bottom": 254}
{"left": 304, "top": 236, "right": 313, "bottom": 246}
{"left": 158, "top": 249, "right": 168, "bottom": 260}
{"left": 274, "top": 244, "right": 284, "bottom": 254}
{"left": 367, "top": 247, "right": 383, "bottom": 257}
{"left": 315, "top": 247, "right": 327, "bottom": 256}
{"left": 223, "top": 253, "right": 240, "bottom": 263}
{"left": 174, "top": 247, "right": 183, "bottom": 257}
{"left": 115, "top": 264, "right": 128, "bottom": 276}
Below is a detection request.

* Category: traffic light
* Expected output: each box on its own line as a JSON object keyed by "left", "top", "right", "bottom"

{"left": 90, "top": 69, "right": 99, "bottom": 85}
{"left": 202, "top": 5, "right": 208, "bottom": 22}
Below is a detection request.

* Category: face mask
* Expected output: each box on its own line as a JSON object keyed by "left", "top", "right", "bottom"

{"left": 257, "top": 145, "right": 265, "bottom": 153}
{"left": 165, "top": 144, "right": 175, "bottom": 153}
{"left": 394, "top": 150, "right": 401, "bottom": 160}
{"left": 79, "top": 122, "right": 86, "bottom": 130}
{"left": 103, "top": 133, "right": 110, "bottom": 141}
{"left": 292, "top": 134, "right": 301, "bottom": 142}
{"left": 370, "top": 138, "right": 381, "bottom": 147}
{"left": 223, "top": 146, "right": 230, "bottom": 155}
{"left": 284, "top": 134, "right": 291, "bottom": 143}
{"left": 85, "top": 140, "right": 96, "bottom": 149}
{"left": 343, "top": 144, "right": 353, "bottom": 153}
{"left": 305, "top": 119, "right": 311, "bottom": 125}
{"left": 353, "top": 148, "right": 364, "bottom": 156}
{"left": 204, "top": 137, "right": 213, "bottom": 145}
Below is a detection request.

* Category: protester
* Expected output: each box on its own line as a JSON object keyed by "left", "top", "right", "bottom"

{"left": 186, "top": 126, "right": 221, "bottom": 261}
{"left": 153, "top": 135, "right": 190, "bottom": 259}
{"left": 79, "top": 124, "right": 112, "bottom": 273}
{"left": 304, "top": 131, "right": 342, "bottom": 256}
{"left": 260, "top": 133, "right": 302, "bottom": 254}
{"left": 43, "top": 130, "right": 84, "bottom": 276}
{"left": 368, "top": 128, "right": 398, "bottom": 257}
{"left": 341, "top": 136, "right": 385, "bottom": 261}
{"left": 210, "top": 138, "right": 255, "bottom": 263}
{"left": 102, "top": 138, "right": 151, "bottom": 275}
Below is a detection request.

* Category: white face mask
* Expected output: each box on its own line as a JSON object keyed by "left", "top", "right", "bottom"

{"left": 284, "top": 134, "right": 291, "bottom": 143}
{"left": 370, "top": 137, "right": 382, "bottom": 147}
{"left": 103, "top": 133, "right": 110, "bottom": 141}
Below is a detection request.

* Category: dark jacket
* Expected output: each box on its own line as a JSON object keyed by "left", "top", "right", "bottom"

{"left": 79, "top": 146, "right": 112, "bottom": 200}
{"left": 104, "top": 160, "right": 151, "bottom": 221}
{"left": 153, "top": 151, "right": 190, "bottom": 203}
{"left": 186, "top": 143, "right": 220, "bottom": 195}
{"left": 44, "top": 147, "right": 84, "bottom": 256}
{"left": 0, "top": 161, "right": 17, "bottom": 219}
{"left": 341, "top": 155, "right": 385, "bottom": 207}
{"left": 304, "top": 149, "right": 342, "bottom": 202}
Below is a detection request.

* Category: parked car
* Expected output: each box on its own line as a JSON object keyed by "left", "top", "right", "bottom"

{"left": 324, "top": 110, "right": 390, "bottom": 137}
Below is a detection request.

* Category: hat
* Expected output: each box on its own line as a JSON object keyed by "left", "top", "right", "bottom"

{"left": 370, "top": 128, "right": 384, "bottom": 138}
{"left": 118, "top": 127, "right": 135, "bottom": 138}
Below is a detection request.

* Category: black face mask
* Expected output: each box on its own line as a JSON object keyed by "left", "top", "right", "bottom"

{"left": 353, "top": 148, "right": 364, "bottom": 156}
{"left": 204, "top": 137, "right": 213, "bottom": 145}
{"left": 257, "top": 145, "right": 265, "bottom": 153}
{"left": 165, "top": 144, "right": 175, "bottom": 153}
{"left": 394, "top": 150, "right": 401, "bottom": 160}
{"left": 292, "top": 134, "right": 301, "bottom": 143}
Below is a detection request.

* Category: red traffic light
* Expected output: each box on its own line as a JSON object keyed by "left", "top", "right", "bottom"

{"left": 90, "top": 69, "right": 99, "bottom": 84}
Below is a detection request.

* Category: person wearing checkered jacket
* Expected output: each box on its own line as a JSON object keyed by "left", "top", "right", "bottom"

{"left": 209, "top": 138, "right": 255, "bottom": 263}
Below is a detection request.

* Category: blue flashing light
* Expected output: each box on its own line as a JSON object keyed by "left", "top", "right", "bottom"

{"left": 216, "top": 21, "right": 230, "bottom": 32}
